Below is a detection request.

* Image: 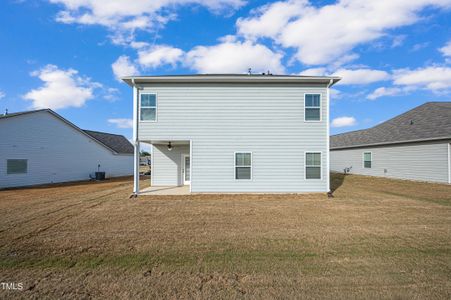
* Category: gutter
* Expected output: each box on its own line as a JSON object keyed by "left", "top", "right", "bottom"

{"left": 448, "top": 143, "right": 451, "bottom": 184}
{"left": 122, "top": 75, "right": 341, "bottom": 87}
{"left": 326, "top": 79, "right": 333, "bottom": 194}
{"left": 331, "top": 136, "right": 451, "bottom": 150}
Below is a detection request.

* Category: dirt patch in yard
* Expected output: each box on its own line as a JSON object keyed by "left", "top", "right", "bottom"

{"left": 0, "top": 174, "right": 450, "bottom": 299}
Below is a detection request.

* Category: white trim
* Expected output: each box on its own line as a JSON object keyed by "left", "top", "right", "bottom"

{"left": 189, "top": 140, "right": 193, "bottom": 192}
{"left": 448, "top": 143, "right": 451, "bottom": 184}
{"left": 363, "top": 151, "right": 372, "bottom": 169}
{"left": 122, "top": 75, "right": 341, "bottom": 86}
{"left": 181, "top": 154, "right": 191, "bottom": 185}
{"left": 234, "top": 151, "right": 253, "bottom": 180}
{"left": 132, "top": 84, "right": 140, "bottom": 194}
{"left": 305, "top": 151, "right": 323, "bottom": 180}
{"left": 304, "top": 93, "right": 322, "bottom": 122}
{"left": 326, "top": 79, "right": 332, "bottom": 192}
{"left": 139, "top": 92, "right": 158, "bottom": 123}
{"left": 331, "top": 136, "right": 451, "bottom": 150}
{"left": 150, "top": 144, "right": 154, "bottom": 187}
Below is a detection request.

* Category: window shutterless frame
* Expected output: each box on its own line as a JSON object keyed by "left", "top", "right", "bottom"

{"left": 234, "top": 152, "right": 252, "bottom": 180}
{"left": 363, "top": 152, "right": 372, "bottom": 168}
{"left": 7, "top": 159, "right": 28, "bottom": 175}
{"left": 139, "top": 92, "right": 158, "bottom": 122}
{"left": 305, "top": 151, "right": 322, "bottom": 180}
{"left": 304, "top": 93, "right": 322, "bottom": 122}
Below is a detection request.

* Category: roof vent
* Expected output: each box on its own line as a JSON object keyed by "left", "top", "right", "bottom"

{"left": 410, "top": 120, "right": 414, "bottom": 125}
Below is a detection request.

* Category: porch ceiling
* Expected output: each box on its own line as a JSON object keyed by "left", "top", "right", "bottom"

{"left": 141, "top": 140, "right": 190, "bottom": 145}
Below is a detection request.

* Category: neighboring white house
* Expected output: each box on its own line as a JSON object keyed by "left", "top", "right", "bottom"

{"left": 123, "top": 74, "right": 340, "bottom": 194}
{"left": 0, "top": 109, "right": 133, "bottom": 188}
{"left": 330, "top": 102, "right": 451, "bottom": 184}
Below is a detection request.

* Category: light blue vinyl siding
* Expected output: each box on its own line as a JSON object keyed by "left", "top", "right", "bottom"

{"left": 330, "top": 141, "right": 451, "bottom": 184}
{"left": 139, "top": 84, "right": 329, "bottom": 192}
{"left": 152, "top": 144, "right": 189, "bottom": 186}
{"left": 0, "top": 111, "right": 133, "bottom": 188}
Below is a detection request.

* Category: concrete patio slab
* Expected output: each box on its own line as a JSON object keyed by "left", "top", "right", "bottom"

{"left": 140, "top": 185, "right": 190, "bottom": 195}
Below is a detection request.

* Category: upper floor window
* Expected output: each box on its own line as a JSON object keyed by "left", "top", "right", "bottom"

{"left": 140, "top": 93, "right": 157, "bottom": 121}
{"left": 305, "top": 94, "right": 321, "bottom": 121}
{"left": 363, "top": 152, "right": 372, "bottom": 168}
{"left": 235, "top": 152, "right": 252, "bottom": 180}
{"left": 305, "top": 152, "right": 321, "bottom": 179}
{"left": 7, "top": 159, "right": 28, "bottom": 175}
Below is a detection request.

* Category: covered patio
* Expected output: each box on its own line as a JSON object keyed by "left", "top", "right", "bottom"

{"left": 133, "top": 139, "right": 191, "bottom": 196}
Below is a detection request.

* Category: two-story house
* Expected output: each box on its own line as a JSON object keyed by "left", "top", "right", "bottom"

{"left": 123, "top": 74, "right": 340, "bottom": 195}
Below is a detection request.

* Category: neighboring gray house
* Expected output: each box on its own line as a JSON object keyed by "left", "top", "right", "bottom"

{"left": 123, "top": 74, "right": 340, "bottom": 194}
{"left": 330, "top": 102, "right": 451, "bottom": 184}
{"left": 0, "top": 109, "right": 133, "bottom": 188}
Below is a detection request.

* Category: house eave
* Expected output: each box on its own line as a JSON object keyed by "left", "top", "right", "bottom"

{"left": 330, "top": 136, "right": 451, "bottom": 150}
{"left": 122, "top": 74, "right": 341, "bottom": 87}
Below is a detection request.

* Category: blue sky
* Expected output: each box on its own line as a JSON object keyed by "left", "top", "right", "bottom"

{"left": 0, "top": 0, "right": 450, "bottom": 141}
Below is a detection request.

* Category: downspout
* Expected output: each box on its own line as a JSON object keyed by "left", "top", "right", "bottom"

{"left": 448, "top": 142, "right": 451, "bottom": 184}
{"left": 132, "top": 78, "right": 140, "bottom": 196}
{"left": 326, "top": 79, "right": 333, "bottom": 194}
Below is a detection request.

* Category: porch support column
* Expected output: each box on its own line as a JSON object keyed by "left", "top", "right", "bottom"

{"left": 133, "top": 141, "right": 140, "bottom": 194}
{"left": 326, "top": 79, "right": 333, "bottom": 194}
{"left": 132, "top": 83, "right": 140, "bottom": 195}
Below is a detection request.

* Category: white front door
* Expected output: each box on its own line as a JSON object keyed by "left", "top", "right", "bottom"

{"left": 182, "top": 154, "right": 190, "bottom": 185}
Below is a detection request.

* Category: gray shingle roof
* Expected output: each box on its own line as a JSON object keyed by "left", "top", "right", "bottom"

{"left": 331, "top": 102, "right": 451, "bottom": 149}
{"left": 0, "top": 109, "right": 48, "bottom": 119}
{"left": 0, "top": 109, "right": 133, "bottom": 154}
{"left": 83, "top": 130, "right": 133, "bottom": 154}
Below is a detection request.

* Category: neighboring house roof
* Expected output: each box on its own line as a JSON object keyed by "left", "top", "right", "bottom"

{"left": 83, "top": 130, "right": 133, "bottom": 154}
{"left": 122, "top": 74, "right": 341, "bottom": 87}
{"left": 0, "top": 109, "right": 133, "bottom": 155}
{"left": 331, "top": 102, "right": 451, "bottom": 150}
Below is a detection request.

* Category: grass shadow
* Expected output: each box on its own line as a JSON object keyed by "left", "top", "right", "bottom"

{"left": 330, "top": 172, "right": 346, "bottom": 194}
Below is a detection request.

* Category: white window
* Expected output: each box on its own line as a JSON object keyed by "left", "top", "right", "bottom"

{"left": 363, "top": 152, "right": 372, "bottom": 168}
{"left": 140, "top": 93, "right": 157, "bottom": 121}
{"left": 7, "top": 159, "right": 28, "bottom": 174}
{"left": 305, "top": 94, "right": 321, "bottom": 121}
{"left": 235, "top": 152, "right": 252, "bottom": 180}
{"left": 305, "top": 152, "right": 321, "bottom": 179}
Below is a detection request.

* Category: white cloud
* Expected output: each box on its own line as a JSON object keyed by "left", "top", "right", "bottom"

{"left": 299, "top": 67, "right": 327, "bottom": 76}
{"left": 300, "top": 67, "right": 390, "bottom": 85}
{"left": 366, "top": 87, "right": 406, "bottom": 100}
{"left": 112, "top": 55, "right": 138, "bottom": 81}
{"left": 330, "top": 88, "right": 342, "bottom": 99}
{"left": 23, "top": 65, "right": 100, "bottom": 110}
{"left": 367, "top": 66, "right": 451, "bottom": 99}
{"left": 138, "top": 45, "right": 184, "bottom": 69}
{"left": 237, "top": 0, "right": 307, "bottom": 40}
{"left": 0, "top": 90, "right": 5, "bottom": 99}
{"left": 185, "top": 39, "right": 285, "bottom": 74}
{"left": 49, "top": 0, "right": 246, "bottom": 43}
{"left": 331, "top": 116, "right": 357, "bottom": 128}
{"left": 108, "top": 118, "right": 133, "bottom": 128}
{"left": 103, "top": 87, "right": 120, "bottom": 101}
{"left": 439, "top": 40, "right": 451, "bottom": 57}
{"left": 332, "top": 68, "right": 390, "bottom": 85}
{"left": 237, "top": 0, "right": 451, "bottom": 65}
{"left": 393, "top": 66, "right": 451, "bottom": 91}
{"left": 411, "top": 42, "right": 429, "bottom": 52}
{"left": 391, "top": 34, "right": 406, "bottom": 48}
